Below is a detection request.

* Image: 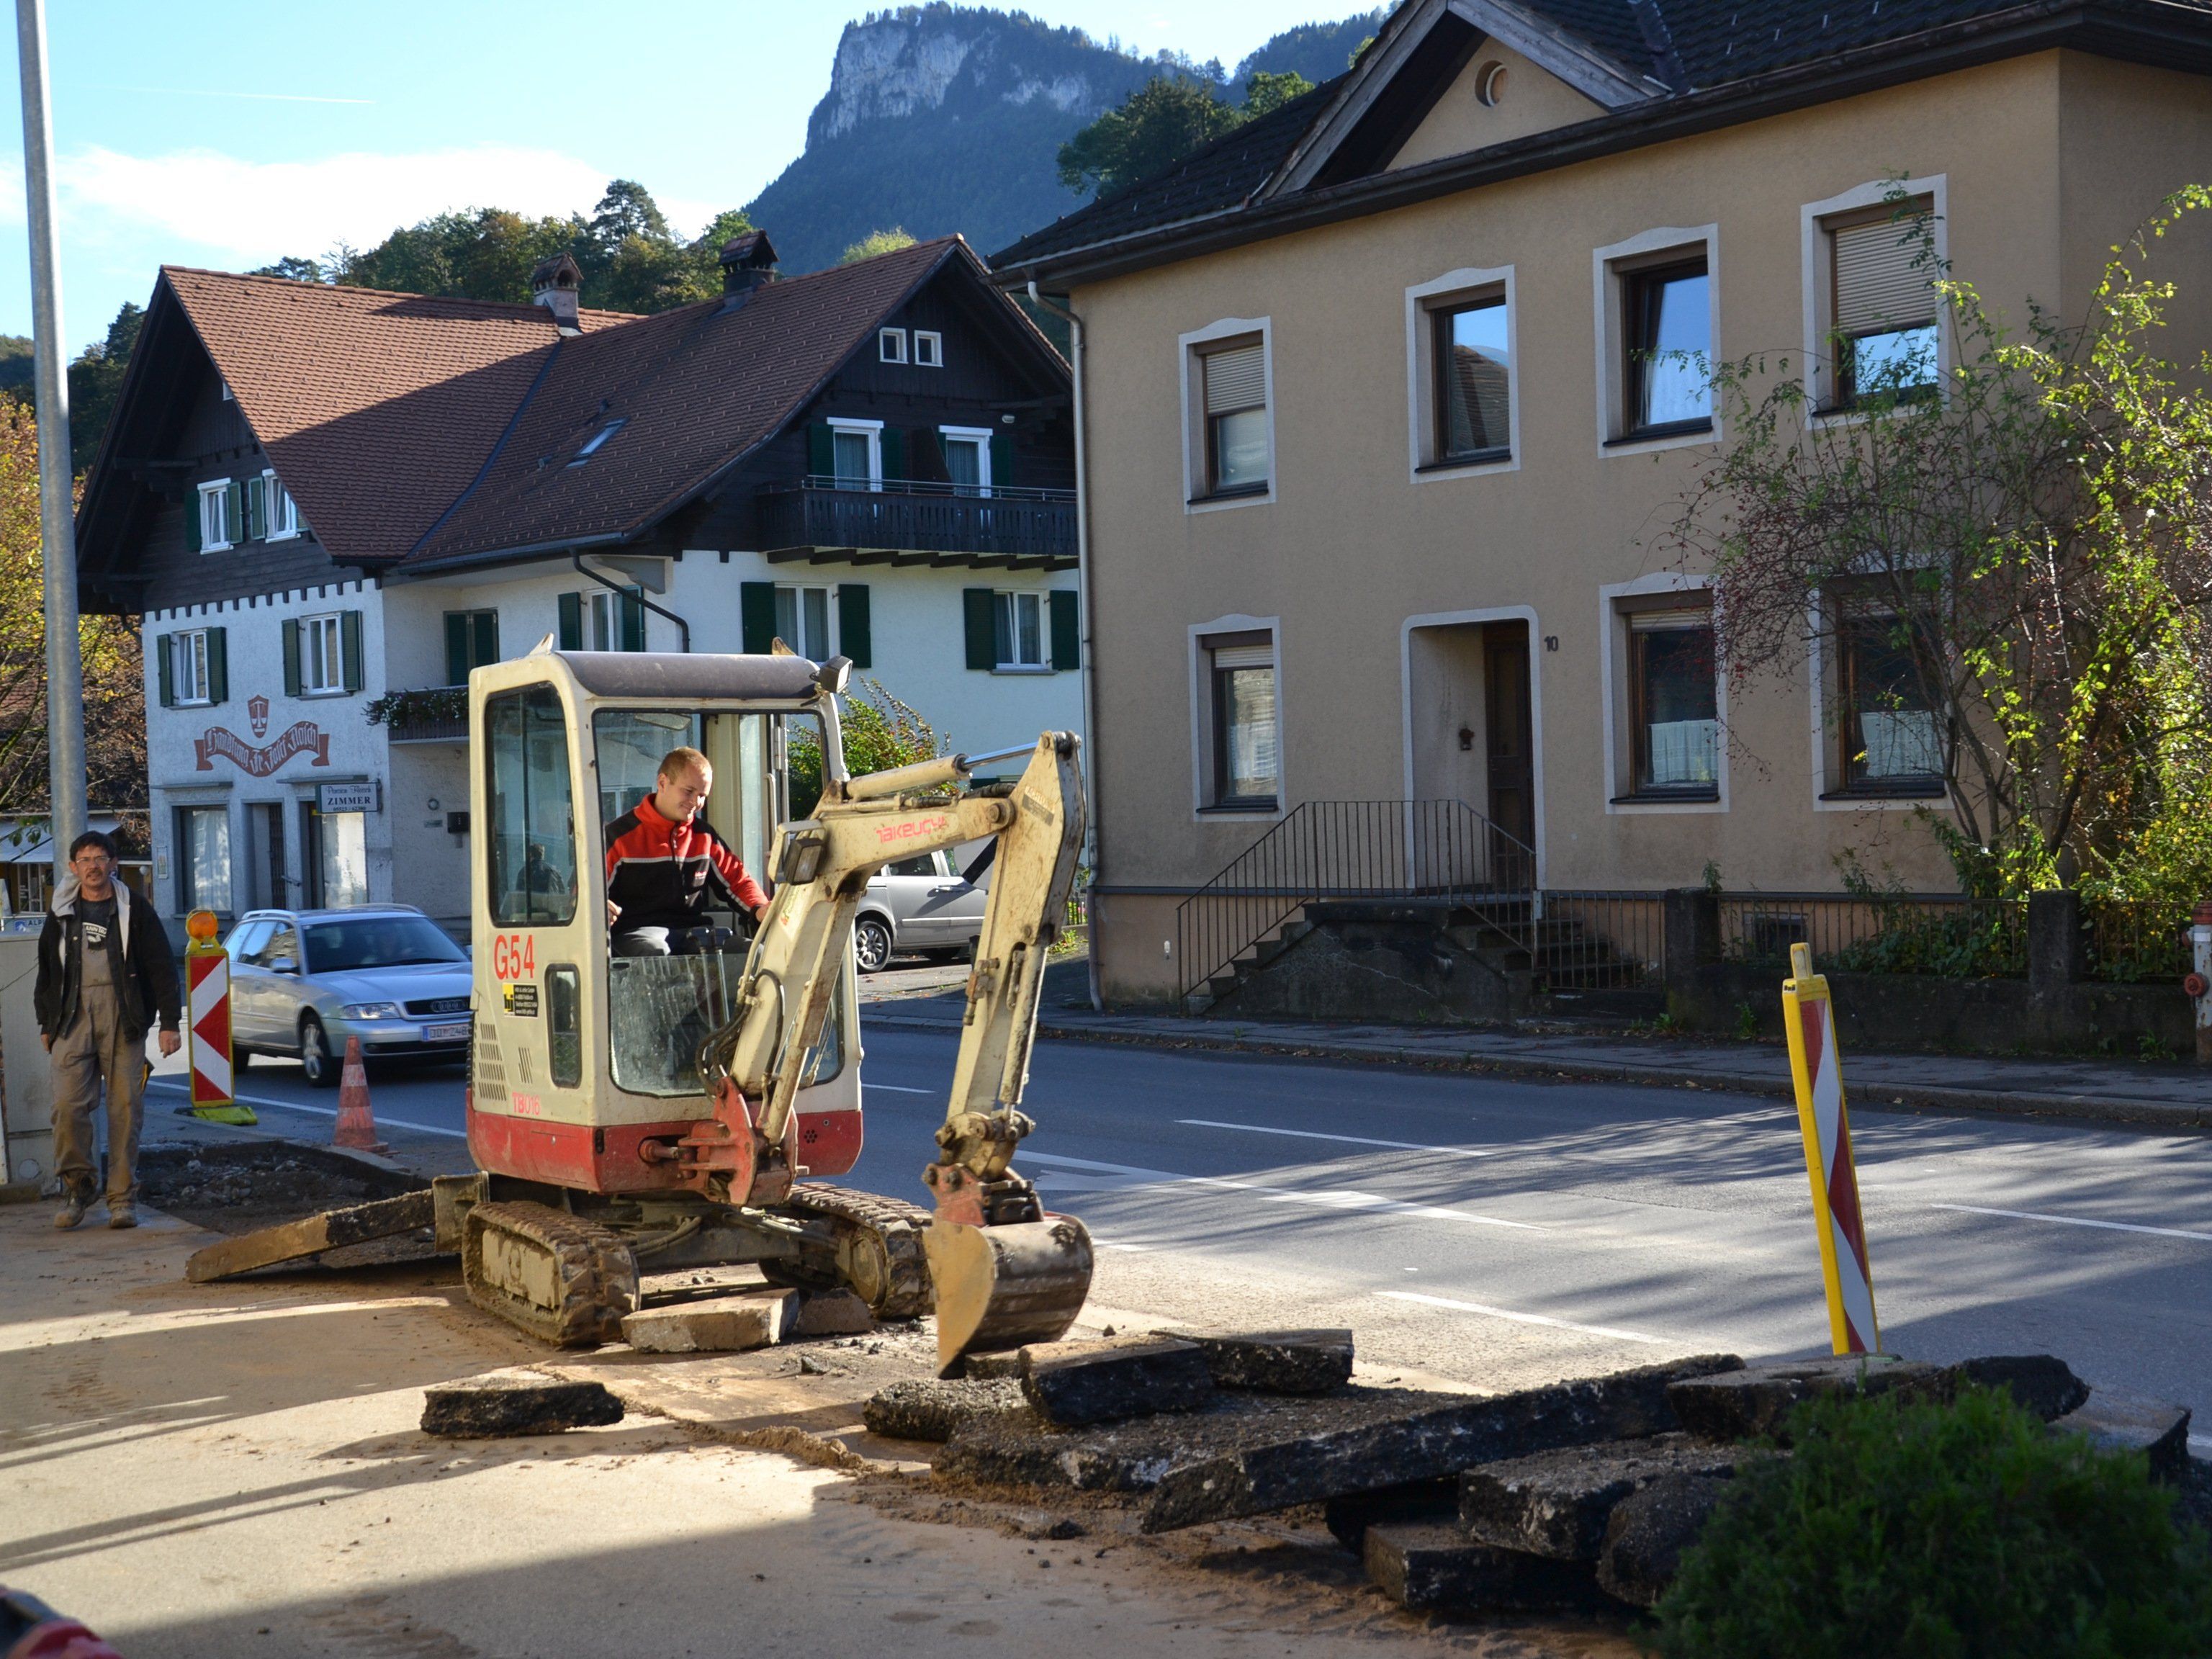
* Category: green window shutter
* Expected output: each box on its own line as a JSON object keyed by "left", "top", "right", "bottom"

{"left": 156, "top": 633, "right": 175, "bottom": 708}
{"left": 909, "top": 427, "right": 944, "bottom": 482}
{"left": 989, "top": 432, "right": 1014, "bottom": 490}
{"left": 282, "top": 619, "right": 302, "bottom": 697}
{"left": 837, "top": 583, "right": 872, "bottom": 669}
{"left": 473, "top": 610, "right": 498, "bottom": 670}
{"left": 445, "top": 612, "right": 469, "bottom": 686}
{"left": 878, "top": 426, "right": 904, "bottom": 482}
{"left": 206, "top": 626, "right": 229, "bottom": 704}
{"left": 245, "top": 476, "right": 267, "bottom": 541}
{"left": 963, "top": 588, "right": 997, "bottom": 671}
{"left": 557, "top": 592, "right": 582, "bottom": 650}
{"left": 806, "top": 422, "right": 834, "bottom": 479}
{"left": 741, "top": 582, "right": 777, "bottom": 655}
{"left": 340, "top": 610, "right": 364, "bottom": 693}
{"left": 225, "top": 480, "right": 244, "bottom": 544}
{"left": 185, "top": 496, "right": 202, "bottom": 554}
{"left": 1048, "top": 590, "right": 1079, "bottom": 673}
{"left": 621, "top": 586, "right": 646, "bottom": 652}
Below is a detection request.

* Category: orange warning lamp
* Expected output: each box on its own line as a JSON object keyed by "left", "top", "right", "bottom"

{"left": 185, "top": 909, "right": 220, "bottom": 945}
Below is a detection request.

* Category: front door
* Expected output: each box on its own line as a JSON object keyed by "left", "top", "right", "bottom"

{"left": 1483, "top": 621, "right": 1534, "bottom": 855}
{"left": 246, "top": 803, "right": 287, "bottom": 910}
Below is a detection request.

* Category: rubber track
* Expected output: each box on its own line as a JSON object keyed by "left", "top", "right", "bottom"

{"left": 462, "top": 1201, "right": 639, "bottom": 1348}
{"left": 780, "top": 1183, "right": 934, "bottom": 1320}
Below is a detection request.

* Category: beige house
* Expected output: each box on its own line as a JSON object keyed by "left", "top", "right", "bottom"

{"left": 994, "top": 0, "right": 2212, "bottom": 1007}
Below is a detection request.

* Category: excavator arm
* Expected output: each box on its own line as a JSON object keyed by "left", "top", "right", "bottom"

{"left": 698, "top": 731, "right": 1092, "bottom": 1372}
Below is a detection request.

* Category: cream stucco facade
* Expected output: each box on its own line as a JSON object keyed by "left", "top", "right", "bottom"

{"left": 1056, "top": 49, "right": 2212, "bottom": 1005}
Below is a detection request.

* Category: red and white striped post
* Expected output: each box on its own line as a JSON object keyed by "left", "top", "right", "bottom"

{"left": 184, "top": 909, "right": 254, "bottom": 1126}
{"left": 1782, "top": 941, "right": 1879, "bottom": 1354}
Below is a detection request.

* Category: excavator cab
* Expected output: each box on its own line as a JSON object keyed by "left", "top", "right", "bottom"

{"left": 466, "top": 647, "right": 860, "bottom": 1194}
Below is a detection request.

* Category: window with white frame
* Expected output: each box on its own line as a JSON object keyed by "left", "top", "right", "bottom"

{"left": 913, "top": 331, "right": 943, "bottom": 368}
{"left": 940, "top": 426, "right": 993, "bottom": 497}
{"left": 994, "top": 591, "right": 1046, "bottom": 670}
{"left": 302, "top": 613, "right": 345, "bottom": 694}
{"left": 176, "top": 805, "right": 233, "bottom": 912}
{"left": 829, "top": 419, "right": 881, "bottom": 492}
{"left": 775, "top": 585, "right": 834, "bottom": 661}
{"left": 1195, "top": 336, "right": 1269, "bottom": 498}
{"left": 197, "top": 480, "right": 238, "bottom": 551}
{"left": 172, "top": 629, "right": 212, "bottom": 706}
{"left": 1198, "top": 629, "right": 1279, "bottom": 810}
{"left": 1624, "top": 607, "right": 1719, "bottom": 797}
{"left": 262, "top": 472, "right": 300, "bottom": 539}
{"left": 583, "top": 589, "right": 635, "bottom": 652}
{"left": 1820, "top": 196, "right": 1939, "bottom": 410}
{"left": 1833, "top": 604, "right": 1945, "bottom": 794}
{"left": 878, "top": 328, "right": 908, "bottom": 364}
{"left": 1596, "top": 230, "right": 1717, "bottom": 448}
{"left": 1429, "top": 290, "right": 1511, "bottom": 464}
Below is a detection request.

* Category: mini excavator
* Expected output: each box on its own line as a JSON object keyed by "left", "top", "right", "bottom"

{"left": 194, "top": 643, "right": 1094, "bottom": 1376}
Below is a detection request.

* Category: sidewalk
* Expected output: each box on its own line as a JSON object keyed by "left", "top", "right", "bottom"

{"left": 868, "top": 968, "right": 2212, "bottom": 1133}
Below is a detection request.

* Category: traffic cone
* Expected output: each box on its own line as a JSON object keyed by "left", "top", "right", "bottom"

{"left": 333, "top": 1035, "right": 387, "bottom": 1153}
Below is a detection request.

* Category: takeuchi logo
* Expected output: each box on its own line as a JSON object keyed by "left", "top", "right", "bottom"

{"left": 248, "top": 694, "right": 269, "bottom": 739}
{"left": 194, "top": 717, "right": 331, "bottom": 778}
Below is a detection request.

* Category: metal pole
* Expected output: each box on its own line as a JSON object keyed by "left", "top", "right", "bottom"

{"left": 16, "top": 0, "right": 86, "bottom": 879}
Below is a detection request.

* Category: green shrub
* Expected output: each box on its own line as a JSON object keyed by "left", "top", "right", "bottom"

{"left": 1655, "top": 1386, "right": 2212, "bottom": 1659}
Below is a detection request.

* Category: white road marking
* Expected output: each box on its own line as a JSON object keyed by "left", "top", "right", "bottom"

{"left": 1177, "top": 1119, "right": 1498, "bottom": 1158}
{"left": 1380, "top": 1289, "right": 1663, "bottom": 1344}
{"left": 1928, "top": 1202, "right": 2212, "bottom": 1244}
{"left": 1020, "top": 1149, "right": 1537, "bottom": 1231}
{"left": 146, "top": 1079, "right": 468, "bottom": 1140}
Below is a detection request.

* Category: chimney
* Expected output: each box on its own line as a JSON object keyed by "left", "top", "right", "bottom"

{"left": 718, "top": 230, "right": 781, "bottom": 310}
{"left": 530, "top": 253, "right": 584, "bottom": 336}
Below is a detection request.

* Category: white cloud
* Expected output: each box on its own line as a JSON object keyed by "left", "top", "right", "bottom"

{"left": 52, "top": 143, "right": 720, "bottom": 263}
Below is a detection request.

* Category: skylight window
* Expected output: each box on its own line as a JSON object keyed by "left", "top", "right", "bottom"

{"left": 567, "top": 418, "right": 626, "bottom": 467}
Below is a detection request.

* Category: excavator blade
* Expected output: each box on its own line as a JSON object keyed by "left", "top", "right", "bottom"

{"left": 925, "top": 1213, "right": 1094, "bottom": 1377}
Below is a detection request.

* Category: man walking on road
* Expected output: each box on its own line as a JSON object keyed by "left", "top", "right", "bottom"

{"left": 35, "top": 832, "right": 181, "bottom": 1229}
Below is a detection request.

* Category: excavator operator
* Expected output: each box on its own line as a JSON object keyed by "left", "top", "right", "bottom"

{"left": 604, "top": 746, "right": 767, "bottom": 956}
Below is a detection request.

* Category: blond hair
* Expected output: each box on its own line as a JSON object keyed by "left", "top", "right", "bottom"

{"left": 657, "top": 746, "right": 711, "bottom": 782}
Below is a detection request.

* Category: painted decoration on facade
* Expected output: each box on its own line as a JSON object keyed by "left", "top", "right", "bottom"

{"left": 194, "top": 693, "right": 331, "bottom": 775}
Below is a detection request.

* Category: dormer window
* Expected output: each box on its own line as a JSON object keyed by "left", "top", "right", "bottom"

{"left": 913, "top": 331, "right": 943, "bottom": 368}
{"left": 261, "top": 472, "right": 300, "bottom": 539}
{"left": 197, "top": 480, "right": 240, "bottom": 552}
{"left": 566, "top": 418, "right": 626, "bottom": 468}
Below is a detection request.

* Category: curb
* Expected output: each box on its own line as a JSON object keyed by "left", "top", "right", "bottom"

{"left": 863, "top": 1009, "right": 2212, "bottom": 1136}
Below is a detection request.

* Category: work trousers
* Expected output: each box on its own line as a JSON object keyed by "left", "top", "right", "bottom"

{"left": 49, "top": 982, "right": 146, "bottom": 1205}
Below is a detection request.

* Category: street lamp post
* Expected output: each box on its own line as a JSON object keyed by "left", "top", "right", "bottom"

{"left": 14, "top": 0, "right": 87, "bottom": 880}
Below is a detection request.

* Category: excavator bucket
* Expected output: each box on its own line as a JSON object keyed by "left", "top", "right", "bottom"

{"left": 925, "top": 1214, "right": 1095, "bottom": 1377}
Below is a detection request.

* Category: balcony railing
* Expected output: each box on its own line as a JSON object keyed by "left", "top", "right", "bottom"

{"left": 756, "top": 476, "right": 1077, "bottom": 563}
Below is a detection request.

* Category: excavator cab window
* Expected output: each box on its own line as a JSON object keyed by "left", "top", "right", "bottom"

{"left": 593, "top": 706, "right": 845, "bottom": 1099}
{"left": 485, "top": 687, "right": 578, "bottom": 927}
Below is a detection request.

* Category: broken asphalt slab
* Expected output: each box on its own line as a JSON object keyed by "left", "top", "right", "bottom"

{"left": 1185, "top": 1329, "right": 1354, "bottom": 1394}
{"left": 1363, "top": 1521, "right": 1607, "bottom": 1615}
{"left": 2053, "top": 1387, "right": 2192, "bottom": 1483}
{"left": 1457, "top": 1433, "right": 1761, "bottom": 1560}
{"left": 421, "top": 1372, "right": 625, "bottom": 1438}
{"left": 1596, "top": 1473, "right": 1733, "bottom": 1607}
{"left": 865, "top": 1377, "right": 1029, "bottom": 1442}
{"left": 1020, "top": 1334, "right": 1215, "bottom": 1426}
{"left": 1665, "top": 1354, "right": 1944, "bottom": 1442}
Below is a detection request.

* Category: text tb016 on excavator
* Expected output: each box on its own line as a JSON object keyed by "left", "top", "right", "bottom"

{"left": 436, "top": 642, "right": 1092, "bottom": 1373}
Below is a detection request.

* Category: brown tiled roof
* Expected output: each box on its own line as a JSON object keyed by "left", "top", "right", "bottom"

{"left": 161, "top": 268, "right": 634, "bottom": 566}
{"left": 403, "top": 236, "right": 966, "bottom": 567}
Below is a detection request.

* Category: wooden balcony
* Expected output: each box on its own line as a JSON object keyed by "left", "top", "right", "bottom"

{"left": 755, "top": 477, "right": 1077, "bottom": 570}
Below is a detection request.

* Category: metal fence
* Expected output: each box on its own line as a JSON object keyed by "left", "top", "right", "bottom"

{"left": 1174, "top": 799, "right": 1534, "bottom": 1004}
{"left": 1719, "top": 892, "right": 2028, "bottom": 977}
{"left": 2085, "top": 899, "right": 2193, "bottom": 982}
{"left": 1527, "top": 891, "right": 1668, "bottom": 990}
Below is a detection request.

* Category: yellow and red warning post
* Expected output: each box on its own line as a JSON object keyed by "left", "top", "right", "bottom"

{"left": 1782, "top": 941, "right": 1878, "bottom": 1354}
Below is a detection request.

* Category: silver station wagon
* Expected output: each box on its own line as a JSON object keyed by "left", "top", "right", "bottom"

{"left": 221, "top": 904, "right": 474, "bottom": 1086}
{"left": 854, "top": 847, "right": 991, "bottom": 973}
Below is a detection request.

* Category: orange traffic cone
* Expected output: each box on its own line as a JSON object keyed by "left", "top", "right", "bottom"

{"left": 333, "top": 1035, "right": 387, "bottom": 1153}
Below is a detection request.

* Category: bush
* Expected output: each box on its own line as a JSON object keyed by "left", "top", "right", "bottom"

{"left": 1656, "top": 1386, "right": 2212, "bottom": 1659}
{"left": 788, "top": 678, "right": 946, "bottom": 817}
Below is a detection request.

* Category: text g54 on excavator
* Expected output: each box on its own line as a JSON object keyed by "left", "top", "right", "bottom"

{"left": 434, "top": 641, "right": 1092, "bottom": 1373}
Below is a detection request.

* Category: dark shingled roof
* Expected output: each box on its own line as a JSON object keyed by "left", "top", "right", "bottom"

{"left": 992, "top": 0, "right": 2212, "bottom": 276}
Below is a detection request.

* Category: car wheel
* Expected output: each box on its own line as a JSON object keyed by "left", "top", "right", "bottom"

{"left": 300, "top": 1015, "right": 338, "bottom": 1089}
{"left": 854, "top": 916, "right": 894, "bottom": 974}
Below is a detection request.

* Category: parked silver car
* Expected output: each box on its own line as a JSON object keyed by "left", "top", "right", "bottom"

{"left": 222, "top": 905, "right": 474, "bottom": 1086}
{"left": 854, "top": 848, "right": 990, "bottom": 973}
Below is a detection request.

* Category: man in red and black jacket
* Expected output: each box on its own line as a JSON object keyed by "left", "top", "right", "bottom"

{"left": 604, "top": 747, "right": 767, "bottom": 954}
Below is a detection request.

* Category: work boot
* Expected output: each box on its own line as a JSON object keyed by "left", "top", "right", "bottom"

{"left": 107, "top": 1200, "right": 138, "bottom": 1231}
{"left": 53, "top": 1192, "right": 88, "bottom": 1229}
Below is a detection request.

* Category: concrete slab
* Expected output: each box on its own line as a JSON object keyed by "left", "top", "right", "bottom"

{"left": 621, "top": 1290, "right": 796, "bottom": 1354}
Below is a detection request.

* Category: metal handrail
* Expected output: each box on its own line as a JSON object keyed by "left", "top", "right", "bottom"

{"left": 1172, "top": 799, "right": 1537, "bottom": 1004}
{"left": 761, "top": 475, "right": 1078, "bottom": 504}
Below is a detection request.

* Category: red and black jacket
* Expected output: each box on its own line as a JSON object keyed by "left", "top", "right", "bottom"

{"left": 604, "top": 793, "right": 766, "bottom": 933}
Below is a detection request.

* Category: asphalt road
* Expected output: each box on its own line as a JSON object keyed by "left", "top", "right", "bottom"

{"left": 148, "top": 1011, "right": 2212, "bottom": 1432}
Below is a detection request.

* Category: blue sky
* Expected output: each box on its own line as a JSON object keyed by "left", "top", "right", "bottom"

{"left": 0, "top": 0, "right": 1332, "bottom": 353}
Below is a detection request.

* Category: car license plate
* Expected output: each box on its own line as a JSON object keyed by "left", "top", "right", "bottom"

{"left": 424, "top": 1020, "right": 472, "bottom": 1043}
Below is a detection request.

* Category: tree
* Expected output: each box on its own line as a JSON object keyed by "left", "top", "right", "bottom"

{"left": 840, "top": 228, "right": 918, "bottom": 264}
{"left": 0, "top": 400, "right": 146, "bottom": 830}
{"left": 1663, "top": 189, "right": 2212, "bottom": 905}
{"left": 66, "top": 303, "right": 144, "bottom": 473}
{"left": 251, "top": 256, "right": 323, "bottom": 283}
{"left": 1242, "top": 69, "right": 1315, "bottom": 117}
{"left": 1057, "top": 75, "right": 1245, "bottom": 197}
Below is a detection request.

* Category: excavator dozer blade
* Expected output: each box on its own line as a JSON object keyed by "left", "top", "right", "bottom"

{"left": 925, "top": 1213, "right": 1094, "bottom": 1377}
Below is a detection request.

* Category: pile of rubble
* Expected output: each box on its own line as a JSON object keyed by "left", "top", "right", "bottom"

{"left": 860, "top": 1334, "right": 2197, "bottom": 1620}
